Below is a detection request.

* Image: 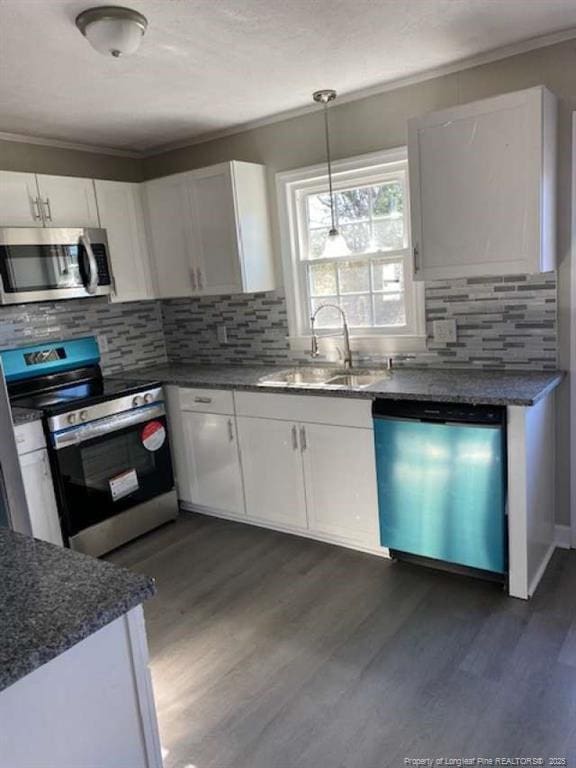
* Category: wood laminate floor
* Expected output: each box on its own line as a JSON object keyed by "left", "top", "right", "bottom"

{"left": 109, "top": 514, "right": 576, "bottom": 768}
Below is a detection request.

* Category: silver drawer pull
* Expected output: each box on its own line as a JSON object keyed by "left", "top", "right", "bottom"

{"left": 299, "top": 426, "right": 307, "bottom": 451}
{"left": 291, "top": 425, "right": 298, "bottom": 450}
{"left": 227, "top": 419, "right": 234, "bottom": 442}
{"left": 194, "top": 396, "right": 212, "bottom": 404}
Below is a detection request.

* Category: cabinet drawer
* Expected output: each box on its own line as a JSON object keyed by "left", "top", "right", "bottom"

{"left": 14, "top": 420, "right": 46, "bottom": 455}
{"left": 178, "top": 387, "right": 235, "bottom": 415}
{"left": 234, "top": 391, "right": 372, "bottom": 429}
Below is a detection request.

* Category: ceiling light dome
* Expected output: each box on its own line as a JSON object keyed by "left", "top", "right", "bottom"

{"left": 75, "top": 6, "right": 148, "bottom": 58}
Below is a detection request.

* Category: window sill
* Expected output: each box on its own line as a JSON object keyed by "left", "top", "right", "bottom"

{"left": 288, "top": 334, "right": 428, "bottom": 356}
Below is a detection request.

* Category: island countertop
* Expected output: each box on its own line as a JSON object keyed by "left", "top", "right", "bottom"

{"left": 113, "top": 363, "right": 564, "bottom": 407}
{"left": 0, "top": 529, "right": 155, "bottom": 693}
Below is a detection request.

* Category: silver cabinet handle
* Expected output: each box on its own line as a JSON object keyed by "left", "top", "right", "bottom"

{"left": 32, "top": 197, "right": 42, "bottom": 221}
{"left": 43, "top": 198, "right": 52, "bottom": 222}
{"left": 413, "top": 242, "right": 420, "bottom": 272}
{"left": 190, "top": 268, "right": 197, "bottom": 291}
{"left": 291, "top": 425, "right": 298, "bottom": 451}
{"left": 196, "top": 267, "right": 203, "bottom": 290}
{"left": 79, "top": 233, "right": 98, "bottom": 294}
{"left": 300, "top": 426, "right": 307, "bottom": 451}
{"left": 194, "top": 396, "right": 212, "bottom": 404}
{"left": 227, "top": 418, "right": 234, "bottom": 442}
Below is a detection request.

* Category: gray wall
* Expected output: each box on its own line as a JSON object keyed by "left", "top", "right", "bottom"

{"left": 0, "top": 138, "right": 142, "bottom": 181}
{"left": 145, "top": 38, "right": 575, "bottom": 527}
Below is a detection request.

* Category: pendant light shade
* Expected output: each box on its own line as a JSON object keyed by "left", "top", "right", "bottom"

{"left": 76, "top": 6, "right": 148, "bottom": 58}
{"left": 312, "top": 89, "right": 350, "bottom": 259}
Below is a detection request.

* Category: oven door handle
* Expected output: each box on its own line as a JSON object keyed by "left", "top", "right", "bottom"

{"left": 80, "top": 233, "right": 98, "bottom": 295}
{"left": 51, "top": 404, "right": 166, "bottom": 450}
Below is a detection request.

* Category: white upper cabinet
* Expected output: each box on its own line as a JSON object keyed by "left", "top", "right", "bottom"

{"left": 35, "top": 174, "right": 100, "bottom": 228}
{"left": 144, "top": 160, "right": 275, "bottom": 299}
{"left": 0, "top": 171, "right": 99, "bottom": 228}
{"left": 408, "top": 86, "right": 557, "bottom": 280}
{"left": 0, "top": 172, "right": 44, "bottom": 226}
{"left": 94, "top": 180, "right": 155, "bottom": 303}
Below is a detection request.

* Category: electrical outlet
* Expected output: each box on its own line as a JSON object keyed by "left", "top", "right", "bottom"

{"left": 432, "top": 319, "right": 457, "bottom": 343}
{"left": 97, "top": 334, "right": 109, "bottom": 353}
{"left": 217, "top": 325, "right": 228, "bottom": 344}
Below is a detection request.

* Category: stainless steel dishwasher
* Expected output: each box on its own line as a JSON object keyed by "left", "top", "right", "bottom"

{"left": 373, "top": 399, "right": 507, "bottom": 578}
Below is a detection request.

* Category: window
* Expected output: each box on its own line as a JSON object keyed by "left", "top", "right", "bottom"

{"left": 277, "top": 149, "right": 425, "bottom": 353}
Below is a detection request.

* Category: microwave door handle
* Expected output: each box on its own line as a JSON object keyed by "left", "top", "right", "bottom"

{"left": 80, "top": 234, "right": 98, "bottom": 295}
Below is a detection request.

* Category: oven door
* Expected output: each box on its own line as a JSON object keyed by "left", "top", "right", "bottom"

{"left": 0, "top": 227, "right": 112, "bottom": 304}
{"left": 50, "top": 407, "right": 174, "bottom": 540}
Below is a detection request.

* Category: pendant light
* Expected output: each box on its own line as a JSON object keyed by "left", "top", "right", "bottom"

{"left": 312, "top": 89, "right": 350, "bottom": 258}
{"left": 76, "top": 6, "right": 148, "bottom": 58}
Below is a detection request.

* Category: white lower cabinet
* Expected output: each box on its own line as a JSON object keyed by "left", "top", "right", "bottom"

{"left": 301, "top": 423, "right": 379, "bottom": 546}
{"left": 181, "top": 411, "right": 245, "bottom": 516}
{"left": 236, "top": 416, "right": 308, "bottom": 529}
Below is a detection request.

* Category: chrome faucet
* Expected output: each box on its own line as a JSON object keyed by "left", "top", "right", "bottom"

{"left": 310, "top": 304, "right": 353, "bottom": 369}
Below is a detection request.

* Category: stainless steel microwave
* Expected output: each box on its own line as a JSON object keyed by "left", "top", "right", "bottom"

{"left": 0, "top": 228, "right": 113, "bottom": 305}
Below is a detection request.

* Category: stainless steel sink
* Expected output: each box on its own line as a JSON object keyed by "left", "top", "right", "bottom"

{"left": 258, "top": 368, "right": 390, "bottom": 390}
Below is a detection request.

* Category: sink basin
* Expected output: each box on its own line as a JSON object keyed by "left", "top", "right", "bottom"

{"left": 258, "top": 368, "right": 390, "bottom": 390}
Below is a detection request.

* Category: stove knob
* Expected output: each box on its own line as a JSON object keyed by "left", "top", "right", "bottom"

{"left": 67, "top": 413, "right": 77, "bottom": 425}
{"left": 143, "top": 393, "right": 154, "bottom": 404}
{"left": 79, "top": 410, "right": 88, "bottom": 422}
{"left": 132, "top": 395, "right": 144, "bottom": 407}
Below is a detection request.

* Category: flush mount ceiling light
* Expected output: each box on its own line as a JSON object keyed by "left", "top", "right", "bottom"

{"left": 313, "top": 89, "right": 350, "bottom": 259}
{"left": 75, "top": 6, "right": 148, "bottom": 58}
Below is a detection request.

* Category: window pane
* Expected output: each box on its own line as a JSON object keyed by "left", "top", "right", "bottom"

{"left": 373, "top": 293, "right": 406, "bottom": 326}
{"left": 341, "top": 295, "right": 372, "bottom": 327}
{"left": 308, "top": 228, "right": 329, "bottom": 259}
{"left": 372, "top": 260, "right": 403, "bottom": 292}
{"left": 334, "top": 187, "right": 370, "bottom": 224}
{"left": 307, "top": 194, "right": 333, "bottom": 228}
{"left": 340, "top": 222, "right": 371, "bottom": 254}
{"left": 311, "top": 298, "right": 341, "bottom": 328}
{"left": 338, "top": 261, "right": 369, "bottom": 293}
{"left": 372, "top": 218, "right": 405, "bottom": 251}
{"left": 309, "top": 262, "right": 337, "bottom": 296}
{"left": 373, "top": 182, "right": 403, "bottom": 216}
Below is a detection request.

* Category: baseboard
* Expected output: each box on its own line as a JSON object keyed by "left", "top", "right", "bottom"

{"left": 179, "top": 501, "right": 390, "bottom": 559}
{"left": 555, "top": 524, "right": 573, "bottom": 549}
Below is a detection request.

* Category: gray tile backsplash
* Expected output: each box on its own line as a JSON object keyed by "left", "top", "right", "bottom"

{"left": 161, "top": 273, "right": 558, "bottom": 370}
{"left": 0, "top": 273, "right": 558, "bottom": 375}
{"left": 0, "top": 298, "right": 167, "bottom": 375}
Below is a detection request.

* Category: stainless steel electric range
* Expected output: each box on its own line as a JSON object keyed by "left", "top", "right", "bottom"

{"left": 1, "top": 336, "right": 177, "bottom": 557}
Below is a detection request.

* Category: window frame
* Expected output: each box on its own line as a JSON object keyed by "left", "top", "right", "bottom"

{"left": 276, "top": 148, "right": 426, "bottom": 355}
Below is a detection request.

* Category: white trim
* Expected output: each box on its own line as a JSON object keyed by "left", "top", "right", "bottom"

{"left": 555, "top": 524, "right": 572, "bottom": 549}
{"left": 571, "top": 112, "right": 576, "bottom": 548}
{"left": 180, "top": 501, "right": 391, "bottom": 559}
{"left": 145, "top": 28, "right": 576, "bottom": 157}
{"left": 276, "top": 147, "right": 426, "bottom": 354}
{"left": 0, "top": 131, "right": 144, "bottom": 159}
{"left": 528, "top": 542, "right": 556, "bottom": 598}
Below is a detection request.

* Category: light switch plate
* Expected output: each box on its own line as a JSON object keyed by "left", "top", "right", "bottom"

{"left": 97, "top": 334, "right": 109, "bottom": 353}
{"left": 432, "top": 319, "right": 457, "bottom": 343}
{"left": 217, "top": 325, "right": 228, "bottom": 344}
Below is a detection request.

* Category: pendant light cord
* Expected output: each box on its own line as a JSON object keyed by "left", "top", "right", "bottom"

{"left": 322, "top": 102, "right": 337, "bottom": 233}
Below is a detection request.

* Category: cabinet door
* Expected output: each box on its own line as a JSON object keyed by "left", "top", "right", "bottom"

{"left": 94, "top": 180, "right": 155, "bottom": 302}
{"left": 0, "top": 171, "right": 42, "bottom": 226}
{"left": 236, "top": 416, "right": 307, "bottom": 528}
{"left": 19, "top": 450, "right": 63, "bottom": 547}
{"left": 36, "top": 174, "right": 99, "bottom": 227}
{"left": 188, "top": 166, "right": 243, "bottom": 295}
{"left": 181, "top": 411, "right": 244, "bottom": 515}
{"left": 408, "top": 86, "right": 554, "bottom": 280}
{"left": 144, "top": 177, "right": 195, "bottom": 298}
{"left": 301, "top": 423, "right": 379, "bottom": 546}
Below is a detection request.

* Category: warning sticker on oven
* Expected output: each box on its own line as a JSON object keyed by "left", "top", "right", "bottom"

{"left": 141, "top": 421, "right": 166, "bottom": 452}
{"left": 110, "top": 469, "right": 139, "bottom": 502}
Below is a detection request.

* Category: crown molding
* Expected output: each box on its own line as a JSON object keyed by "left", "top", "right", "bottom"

{"left": 0, "top": 131, "right": 144, "bottom": 159}
{"left": 143, "top": 26, "right": 576, "bottom": 158}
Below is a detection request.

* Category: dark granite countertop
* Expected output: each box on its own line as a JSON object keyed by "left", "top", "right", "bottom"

{"left": 114, "top": 363, "right": 564, "bottom": 407}
{"left": 11, "top": 406, "right": 43, "bottom": 426}
{"left": 0, "top": 529, "right": 155, "bottom": 692}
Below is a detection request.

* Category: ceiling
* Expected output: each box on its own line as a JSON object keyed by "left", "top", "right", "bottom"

{"left": 0, "top": 0, "right": 575, "bottom": 154}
